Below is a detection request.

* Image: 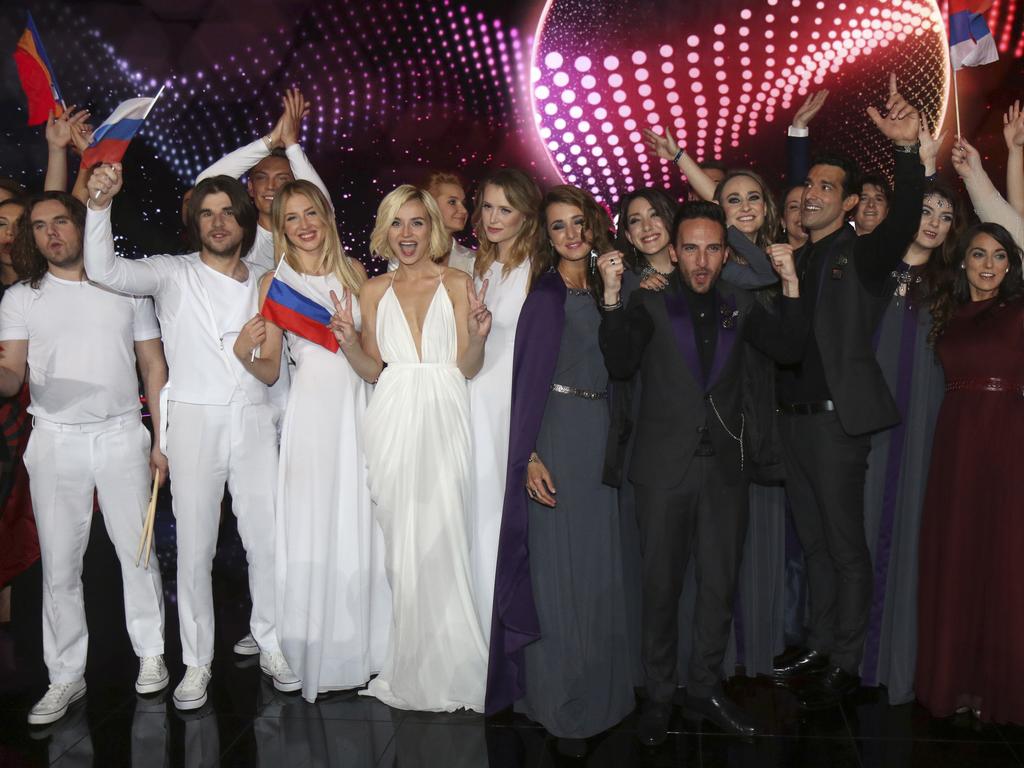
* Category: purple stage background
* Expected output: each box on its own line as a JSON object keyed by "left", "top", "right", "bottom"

{"left": 1, "top": 0, "right": 1022, "bottom": 262}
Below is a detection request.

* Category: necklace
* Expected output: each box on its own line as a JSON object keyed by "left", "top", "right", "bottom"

{"left": 557, "top": 265, "right": 588, "bottom": 292}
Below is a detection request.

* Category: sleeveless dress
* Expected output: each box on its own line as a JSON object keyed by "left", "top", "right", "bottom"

{"left": 916, "top": 295, "right": 1024, "bottom": 724}
{"left": 361, "top": 276, "right": 488, "bottom": 712}
{"left": 274, "top": 273, "right": 391, "bottom": 702}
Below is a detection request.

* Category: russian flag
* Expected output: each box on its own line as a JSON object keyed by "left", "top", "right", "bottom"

{"left": 81, "top": 93, "right": 161, "bottom": 169}
{"left": 949, "top": 0, "right": 999, "bottom": 70}
{"left": 261, "top": 258, "right": 341, "bottom": 353}
{"left": 12, "top": 12, "right": 64, "bottom": 126}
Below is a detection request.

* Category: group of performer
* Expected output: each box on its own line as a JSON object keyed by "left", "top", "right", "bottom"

{"left": 1, "top": 68, "right": 1022, "bottom": 757}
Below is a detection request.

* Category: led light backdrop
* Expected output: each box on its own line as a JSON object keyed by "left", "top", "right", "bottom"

{"left": 0, "top": 0, "right": 1021, "bottom": 261}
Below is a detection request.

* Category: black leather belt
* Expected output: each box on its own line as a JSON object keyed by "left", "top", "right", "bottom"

{"left": 777, "top": 399, "right": 836, "bottom": 415}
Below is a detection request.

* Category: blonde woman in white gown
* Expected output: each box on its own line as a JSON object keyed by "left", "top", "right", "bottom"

{"left": 330, "top": 185, "right": 493, "bottom": 712}
{"left": 466, "top": 168, "right": 542, "bottom": 643}
{"left": 234, "top": 180, "right": 390, "bottom": 702}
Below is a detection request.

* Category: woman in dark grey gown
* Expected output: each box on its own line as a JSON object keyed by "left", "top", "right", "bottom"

{"left": 860, "top": 181, "right": 963, "bottom": 704}
{"left": 500, "top": 185, "right": 635, "bottom": 753}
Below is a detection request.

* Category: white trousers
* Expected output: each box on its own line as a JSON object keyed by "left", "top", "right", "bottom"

{"left": 165, "top": 400, "right": 279, "bottom": 666}
{"left": 27, "top": 414, "right": 165, "bottom": 683}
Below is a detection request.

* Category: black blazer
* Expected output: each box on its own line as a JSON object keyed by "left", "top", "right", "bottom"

{"left": 600, "top": 273, "right": 807, "bottom": 490}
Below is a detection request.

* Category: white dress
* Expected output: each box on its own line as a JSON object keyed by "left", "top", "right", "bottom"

{"left": 274, "top": 273, "right": 391, "bottom": 703}
{"left": 467, "top": 258, "right": 530, "bottom": 642}
{"left": 361, "top": 276, "right": 488, "bottom": 712}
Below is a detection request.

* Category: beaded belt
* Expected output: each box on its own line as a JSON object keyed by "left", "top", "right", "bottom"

{"left": 945, "top": 377, "right": 1024, "bottom": 396}
{"left": 550, "top": 383, "right": 608, "bottom": 400}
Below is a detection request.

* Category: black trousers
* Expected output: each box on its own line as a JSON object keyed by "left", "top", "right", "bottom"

{"left": 634, "top": 456, "right": 748, "bottom": 702}
{"left": 779, "top": 411, "right": 872, "bottom": 674}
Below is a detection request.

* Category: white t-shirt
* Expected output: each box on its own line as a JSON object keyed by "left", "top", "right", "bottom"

{"left": 0, "top": 275, "right": 160, "bottom": 424}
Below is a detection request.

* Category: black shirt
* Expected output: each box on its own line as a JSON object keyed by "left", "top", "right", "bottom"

{"left": 682, "top": 285, "right": 718, "bottom": 379}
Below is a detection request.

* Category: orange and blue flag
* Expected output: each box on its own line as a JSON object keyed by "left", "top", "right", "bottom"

{"left": 949, "top": 0, "right": 999, "bottom": 70}
{"left": 12, "top": 12, "right": 64, "bottom": 126}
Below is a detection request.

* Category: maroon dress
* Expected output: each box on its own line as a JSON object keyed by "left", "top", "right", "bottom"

{"left": 916, "top": 295, "right": 1024, "bottom": 724}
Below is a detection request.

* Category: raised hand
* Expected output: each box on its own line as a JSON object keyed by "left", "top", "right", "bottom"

{"left": 526, "top": 453, "right": 557, "bottom": 507}
{"left": 237, "top": 314, "right": 267, "bottom": 355}
{"left": 329, "top": 288, "right": 360, "bottom": 350}
{"left": 866, "top": 73, "right": 920, "bottom": 146}
{"left": 642, "top": 125, "right": 682, "bottom": 162}
{"left": 951, "top": 136, "right": 985, "bottom": 183}
{"left": 467, "top": 278, "right": 492, "bottom": 340}
{"left": 276, "top": 87, "right": 311, "bottom": 148}
{"left": 45, "top": 106, "right": 90, "bottom": 150}
{"left": 596, "top": 250, "right": 625, "bottom": 304}
{"left": 767, "top": 243, "right": 796, "bottom": 280}
{"left": 918, "top": 114, "right": 947, "bottom": 175}
{"left": 1003, "top": 100, "right": 1024, "bottom": 150}
{"left": 86, "top": 162, "right": 123, "bottom": 209}
{"left": 793, "top": 89, "right": 829, "bottom": 130}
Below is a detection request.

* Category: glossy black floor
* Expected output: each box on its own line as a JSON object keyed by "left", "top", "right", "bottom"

{"left": 2, "top": 504, "right": 1024, "bottom": 768}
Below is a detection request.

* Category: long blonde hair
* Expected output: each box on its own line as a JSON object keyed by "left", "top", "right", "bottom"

{"left": 471, "top": 167, "right": 542, "bottom": 280}
{"left": 370, "top": 185, "right": 450, "bottom": 264}
{"left": 271, "top": 180, "right": 365, "bottom": 294}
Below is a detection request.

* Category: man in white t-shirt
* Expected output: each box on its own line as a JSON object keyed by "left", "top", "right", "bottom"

{"left": 0, "top": 192, "right": 168, "bottom": 726}
{"left": 83, "top": 168, "right": 300, "bottom": 710}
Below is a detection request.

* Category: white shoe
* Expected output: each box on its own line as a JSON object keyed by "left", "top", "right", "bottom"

{"left": 233, "top": 632, "right": 259, "bottom": 656}
{"left": 260, "top": 651, "right": 302, "bottom": 693}
{"left": 173, "top": 665, "right": 211, "bottom": 711}
{"left": 136, "top": 655, "right": 169, "bottom": 694}
{"left": 27, "top": 679, "right": 86, "bottom": 725}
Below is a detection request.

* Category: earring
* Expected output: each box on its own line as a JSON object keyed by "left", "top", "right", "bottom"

{"left": 960, "top": 263, "right": 965, "bottom": 269}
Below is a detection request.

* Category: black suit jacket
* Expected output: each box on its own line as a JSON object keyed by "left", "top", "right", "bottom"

{"left": 600, "top": 273, "right": 807, "bottom": 490}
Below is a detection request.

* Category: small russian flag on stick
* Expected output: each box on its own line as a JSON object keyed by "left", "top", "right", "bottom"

{"left": 82, "top": 87, "right": 164, "bottom": 170}
{"left": 261, "top": 258, "right": 341, "bottom": 353}
{"left": 947, "top": 1, "right": 999, "bottom": 136}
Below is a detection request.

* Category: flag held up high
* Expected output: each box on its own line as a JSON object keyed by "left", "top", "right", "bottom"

{"left": 949, "top": 0, "right": 999, "bottom": 70}
{"left": 12, "top": 12, "right": 65, "bottom": 126}
{"left": 81, "top": 91, "right": 162, "bottom": 170}
{"left": 261, "top": 258, "right": 341, "bottom": 353}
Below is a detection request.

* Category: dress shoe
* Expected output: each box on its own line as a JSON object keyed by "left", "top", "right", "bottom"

{"left": 797, "top": 665, "right": 860, "bottom": 711}
{"left": 771, "top": 648, "right": 829, "bottom": 680}
{"left": 683, "top": 692, "right": 759, "bottom": 737}
{"left": 556, "top": 737, "right": 587, "bottom": 758}
{"left": 637, "top": 701, "right": 672, "bottom": 747}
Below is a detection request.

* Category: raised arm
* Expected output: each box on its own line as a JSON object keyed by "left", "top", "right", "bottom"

{"left": 43, "top": 107, "right": 90, "bottom": 194}
{"left": 787, "top": 89, "right": 828, "bottom": 187}
{"left": 1003, "top": 100, "right": 1024, "bottom": 216}
{"left": 84, "top": 163, "right": 168, "bottom": 295}
{"left": 953, "top": 136, "right": 1024, "bottom": 251}
{"left": 456, "top": 273, "right": 490, "bottom": 379}
{"left": 643, "top": 125, "right": 719, "bottom": 201}
{"left": 722, "top": 226, "right": 778, "bottom": 289}
{"left": 742, "top": 245, "right": 807, "bottom": 365}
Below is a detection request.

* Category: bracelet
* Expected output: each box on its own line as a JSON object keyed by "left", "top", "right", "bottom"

{"left": 673, "top": 148, "right": 684, "bottom": 164}
{"left": 600, "top": 299, "right": 623, "bottom": 312}
{"left": 894, "top": 142, "right": 921, "bottom": 154}
{"left": 528, "top": 453, "right": 539, "bottom": 464}
{"left": 262, "top": 134, "right": 273, "bottom": 151}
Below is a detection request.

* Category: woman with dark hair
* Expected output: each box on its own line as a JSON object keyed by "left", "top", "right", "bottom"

{"left": 488, "top": 185, "right": 634, "bottom": 755}
{"left": 615, "top": 187, "right": 676, "bottom": 281}
{"left": 859, "top": 182, "right": 964, "bottom": 705}
{"left": 466, "top": 168, "right": 542, "bottom": 645}
{"left": 782, "top": 185, "right": 808, "bottom": 249}
{"left": 916, "top": 222, "right": 1024, "bottom": 725}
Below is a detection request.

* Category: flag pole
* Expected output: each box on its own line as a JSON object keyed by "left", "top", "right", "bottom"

{"left": 142, "top": 84, "right": 166, "bottom": 120}
{"left": 951, "top": 64, "right": 962, "bottom": 138}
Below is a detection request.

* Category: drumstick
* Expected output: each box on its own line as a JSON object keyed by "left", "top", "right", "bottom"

{"left": 136, "top": 471, "right": 160, "bottom": 568}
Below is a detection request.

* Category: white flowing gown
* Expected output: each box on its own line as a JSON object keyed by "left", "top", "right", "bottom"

{"left": 467, "top": 258, "right": 530, "bottom": 642}
{"left": 274, "top": 273, "right": 391, "bottom": 703}
{"left": 361, "top": 276, "right": 488, "bottom": 712}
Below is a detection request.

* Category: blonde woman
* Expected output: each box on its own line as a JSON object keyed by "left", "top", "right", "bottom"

{"left": 426, "top": 170, "right": 475, "bottom": 274}
{"left": 233, "top": 180, "right": 390, "bottom": 702}
{"left": 334, "top": 185, "right": 492, "bottom": 712}
{"left": 466, "top": 168, "right": 542, "bottom": 644}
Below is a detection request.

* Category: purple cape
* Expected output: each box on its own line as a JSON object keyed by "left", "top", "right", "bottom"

{"left": 485, "top": 269, "right": 567, "bottom": 715}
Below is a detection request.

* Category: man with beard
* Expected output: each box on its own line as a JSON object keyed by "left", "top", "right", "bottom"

{"left": 83, "top": 167, "right": 301, "bottom": 710}
{"left": 0, "top": 192, "right": 168, "bottom": 724}
{"left": 0, "top": 197, "right": 25, "bottom": 289}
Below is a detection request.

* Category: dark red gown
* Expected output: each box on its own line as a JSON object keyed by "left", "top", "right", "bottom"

{"left": 916, "top": 295, "right": 1024, "bottom": 724}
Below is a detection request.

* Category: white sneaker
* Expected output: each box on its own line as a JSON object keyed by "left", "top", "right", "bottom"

{"left": 232, "top": 632, "right": 259, "bottom": 656}
{"left": 259, "top": 651, "right": 302, "bottom": 693}
{"left": 136, "top": 655, "right": 169, "bottom": 694}
{"left": 27, "top": 679, "right": 86, "bottom": 725}
{"left": 173, "top": 665, "right": 212, "bottom": 711}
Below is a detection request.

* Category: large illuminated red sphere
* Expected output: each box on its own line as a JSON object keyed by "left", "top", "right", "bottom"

{"left": 532, "top": 0, "right": 949, "bottom": 201}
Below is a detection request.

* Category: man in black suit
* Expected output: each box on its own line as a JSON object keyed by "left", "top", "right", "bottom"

{"left": 769, "top": 75, "right": 925, "bottom": 704}
{"left": 599, "top": 202, "right": 807, "bottom": 744}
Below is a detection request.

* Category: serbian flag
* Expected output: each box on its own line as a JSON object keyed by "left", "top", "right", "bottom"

{"left": 81, "top": 91, "right": 161, "bottom": 169}
{"left": 949, "top": 0, "right": 999, "bottom": 70}
{"left": 12, "top": 12, "right": 64, "bottom": 126}
{"left": 261, "top": 258, "right": 341, "bottom": 353}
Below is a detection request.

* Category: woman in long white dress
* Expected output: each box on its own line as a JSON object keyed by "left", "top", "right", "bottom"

{"left": 466, "top": 168, "right": 542, "bottom": 642}
{"left": 330, "top": 184, "right": 493, "bottom": 712}
{"left": 233, "top": 180, "right": 390, "bottom": 703}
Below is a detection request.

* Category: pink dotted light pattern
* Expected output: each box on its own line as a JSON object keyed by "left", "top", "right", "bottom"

{"left": 532, "top": 0, "right": 949, "bottom": 202}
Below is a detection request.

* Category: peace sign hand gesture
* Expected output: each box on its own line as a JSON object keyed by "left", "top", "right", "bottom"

{"left": 329, "top": 289, "right": 360, "bottom": 351}
{"left": 467, "top": 278, "right": 492, "bottom": 341}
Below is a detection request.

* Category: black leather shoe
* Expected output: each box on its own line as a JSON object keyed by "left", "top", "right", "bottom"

{"left": 637, "top": 701, "right": 671, "bottom": 747}
{"left": 771, "top": 649, "right": 829, "bottom": 680}
{"left": 556, "top": 737, "right": 587, "bottom": 758}
{"left": 683, "top": 692, "right": 759, "bottom": 738}
{"left": 797, "top": 665, "right": 860, "bottom": 710}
